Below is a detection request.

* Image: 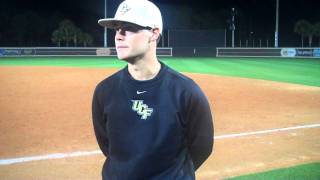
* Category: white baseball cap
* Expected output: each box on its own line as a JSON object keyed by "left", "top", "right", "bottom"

{"left": 98, "top": 0, "right": 163, "bottom": 34}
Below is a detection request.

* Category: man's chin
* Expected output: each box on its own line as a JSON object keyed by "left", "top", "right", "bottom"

{"left": 117, "top": 55, "right": 136, "bottom": 64}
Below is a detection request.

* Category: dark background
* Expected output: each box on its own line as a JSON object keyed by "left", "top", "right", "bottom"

{"left": 1, "top": 0, "right": 319, "bottom": 47}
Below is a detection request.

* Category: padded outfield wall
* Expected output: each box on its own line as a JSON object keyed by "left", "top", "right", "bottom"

{"left": 217, "top": 47, "right": 320, "bottom": 58}
{"left": 1, "top": 47, "right": 319, "bottom": 58}
{"left": 0, "top": 47, "right": 172, "bottom": 57}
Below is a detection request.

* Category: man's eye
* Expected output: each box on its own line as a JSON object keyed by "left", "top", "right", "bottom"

{"left": 124, "top": 26, "right": 138, "bottom": 32}
{"left": 114, "top": 26, "right": 140, "bottom": 33}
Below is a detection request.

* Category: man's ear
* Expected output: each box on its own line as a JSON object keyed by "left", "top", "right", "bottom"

{"left": 151, "top": 28, "right": 161, "bottom": 42}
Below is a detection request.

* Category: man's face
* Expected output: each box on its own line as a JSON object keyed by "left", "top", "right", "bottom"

{"left": 113, "top": 22, "right": 153, "bottom": 62}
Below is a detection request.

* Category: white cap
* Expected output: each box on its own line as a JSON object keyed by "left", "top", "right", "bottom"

{"left": 98, "top": 0, "right": 163, "bottom": 34}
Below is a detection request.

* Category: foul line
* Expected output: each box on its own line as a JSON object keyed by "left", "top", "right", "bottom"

{"left": 0, "top": 150, "right": 102, "bottom": 166}
{"left": 0, "top": 123, "right": 319, "bottom": 166}
{"left": 214, "top": 123, "right": 320, "bottom": 139}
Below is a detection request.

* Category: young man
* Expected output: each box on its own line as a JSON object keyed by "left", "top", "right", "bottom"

{"left": 92, "top": 0, "right": 214, "bottom": 179}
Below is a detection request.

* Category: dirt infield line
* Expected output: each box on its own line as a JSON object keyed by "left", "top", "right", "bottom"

{"left": 1, "top": 123, "right": 319, "bottom": 166}
{"left": 214, "top": 123, "right": 320, "bottom": 139}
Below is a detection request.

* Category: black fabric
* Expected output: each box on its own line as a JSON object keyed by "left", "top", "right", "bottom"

{"left": 92, "top": 61, "right": 214, "bottom": 180}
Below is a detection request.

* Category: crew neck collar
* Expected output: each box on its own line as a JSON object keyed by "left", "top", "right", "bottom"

{"left": 123, "top": 61, "right": 167, "bottom": 88}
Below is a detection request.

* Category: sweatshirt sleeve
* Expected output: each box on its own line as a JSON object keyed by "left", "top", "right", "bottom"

{"left": 92, "top": 86, "right": 109, "bottom": 157}
{"left": 185, "top": 83, "right": 214, "bottom": 171}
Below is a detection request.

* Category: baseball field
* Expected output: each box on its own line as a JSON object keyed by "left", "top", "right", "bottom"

{"left": 0, "top": 57, "right": 319, "bottom": 179}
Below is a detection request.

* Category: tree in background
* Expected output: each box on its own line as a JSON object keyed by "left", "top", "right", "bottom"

{"left": 294, "top": 20, "right": 309, "bottom": 47}
{"left": 72, "top": 27, "right": 82, "bottom": 47}
{"left": 79, "top": 32, "right": 93, "bottom": 47}
{"left": 52, "top": 19, "right": 93, "bottom": 47}
{"left": 314, "top": 22, "right": 320, "bottom": 47}
{"left": 51, "top": 29, "right": 63, "bottom": 47}
{"left": 305, "top": 23, "right": 315, "bottom": 47}
{"left": 294, "top": 19, "right": 318, "bottom": 47}
{"left": 58, "top": 19, "right": 77, "bottom": 47}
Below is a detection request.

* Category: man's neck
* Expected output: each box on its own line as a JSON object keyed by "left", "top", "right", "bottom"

{"left": 127, "top": 56, "right": 161, "bottom": 81}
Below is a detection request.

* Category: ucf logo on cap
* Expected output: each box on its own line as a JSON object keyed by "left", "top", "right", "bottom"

{"left": 119, "top": 3, "right": 131, "bottom": 15}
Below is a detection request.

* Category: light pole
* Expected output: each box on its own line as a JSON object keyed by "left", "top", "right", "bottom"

{"left": 231, "top": 8, "right": 236, "bottom": 48}
{"left": 274, "top": 0, "right": 279, "bottom": 47}
{"left": 104, "top": 0, "right": 108, "bottom": 47}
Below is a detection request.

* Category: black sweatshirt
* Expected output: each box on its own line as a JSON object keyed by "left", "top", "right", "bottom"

{"left": 92, "top": 61, "right": 214, "bottom": 180}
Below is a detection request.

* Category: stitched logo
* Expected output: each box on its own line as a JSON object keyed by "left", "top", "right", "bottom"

{"left": 136, "top": 90, "right": 147, "bottom": 94}
{"left": 119, "top": 3, "right": 131, "bottom": 15}
{"left": 131, "top": 100, "right": 153, "bottom": 120}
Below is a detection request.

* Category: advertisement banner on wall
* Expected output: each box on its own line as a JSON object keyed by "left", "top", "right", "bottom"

{"left": 280, "top": 48, "right": 296, "bottom": 57}
{"left": 0, "top": 49, "right": 21, "bottom": 56}
{"left": 280, "top": 48, "right": 320, "bottom": 58}
{"left": 0, "top": 48, "right": 36, "bottom": 56}
{"left": 313, "top": 48, "right": 320, "bottom": 57}
{"left": 21, "top": 49, "right": 35, "bottom": 55}
{"left": 295, "top": 49, "right": 314, "bottom": 57}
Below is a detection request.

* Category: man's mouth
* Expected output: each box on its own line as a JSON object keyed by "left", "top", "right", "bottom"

{"left": 116, "top": 45, "right": 128, "bottom": 50}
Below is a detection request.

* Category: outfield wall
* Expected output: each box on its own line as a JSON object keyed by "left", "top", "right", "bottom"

{"left": 0, "top": 47, "right": 172, "bottom": 57}
{"left": 0, "top": 47, "right": 217, "bottom": 57}
{"left": 2, "top": 47, "right": 320, "bottom": 58}
{"left": 216, "top": 48, "right": 320, "bottom": 58}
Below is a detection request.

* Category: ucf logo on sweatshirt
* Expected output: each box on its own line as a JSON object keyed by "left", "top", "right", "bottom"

{"left": 131, "top": 100, "right": 153, "bottom": 120}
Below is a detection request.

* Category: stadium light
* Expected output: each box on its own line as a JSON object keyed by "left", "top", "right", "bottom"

{"left": 104, "top": 0, "right": 108, "bottom": 47}
{"left": 274, "top": 0, "right": 279, "bottom": 47}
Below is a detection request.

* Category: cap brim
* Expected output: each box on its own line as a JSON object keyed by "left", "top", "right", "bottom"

{"left": 98, "top": 18, "right": 138, "bottom": 29}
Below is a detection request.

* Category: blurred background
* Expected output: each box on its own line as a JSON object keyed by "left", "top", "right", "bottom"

{"left": 0, "top": 0, "right": 319, "bottom": 48}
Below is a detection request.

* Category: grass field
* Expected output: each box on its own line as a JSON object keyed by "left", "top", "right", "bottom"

{"left": 1, "top": 57, "right": 320, "bottom": 87}
{"left": 1, "top": 56, "right": 319, "bottom": 179}
{"left": 228, "top": 162, "right": 320, "bottom": 180}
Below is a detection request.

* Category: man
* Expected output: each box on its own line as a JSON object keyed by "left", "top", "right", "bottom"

{"left": 92, "top": 0, "right": 214, "bottom": 179}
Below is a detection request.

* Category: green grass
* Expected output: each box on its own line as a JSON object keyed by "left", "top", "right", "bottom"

{"left": 227, "top": 162, "right": 320, "bottom": 180}
{"left": 162, "top": 58, "right": 320, "bottom": 87}
{"left": 1, "top": 56, "right": 320, "bottom": 87}
{"left": 0, "top": 56, "right": 126, "bottom": 68}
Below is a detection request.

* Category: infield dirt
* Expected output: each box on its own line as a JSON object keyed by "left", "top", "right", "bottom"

{"left": 0, "top": 66, "right": 319, "bottom": 179}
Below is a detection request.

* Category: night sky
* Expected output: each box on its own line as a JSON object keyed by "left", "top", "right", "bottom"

{"left": 1, "top": 0, "right": 320, "bottom": 47}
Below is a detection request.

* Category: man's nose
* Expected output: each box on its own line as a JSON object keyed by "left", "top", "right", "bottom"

{"left": 115, "top": 30, "right": 125, "bottom": 41}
